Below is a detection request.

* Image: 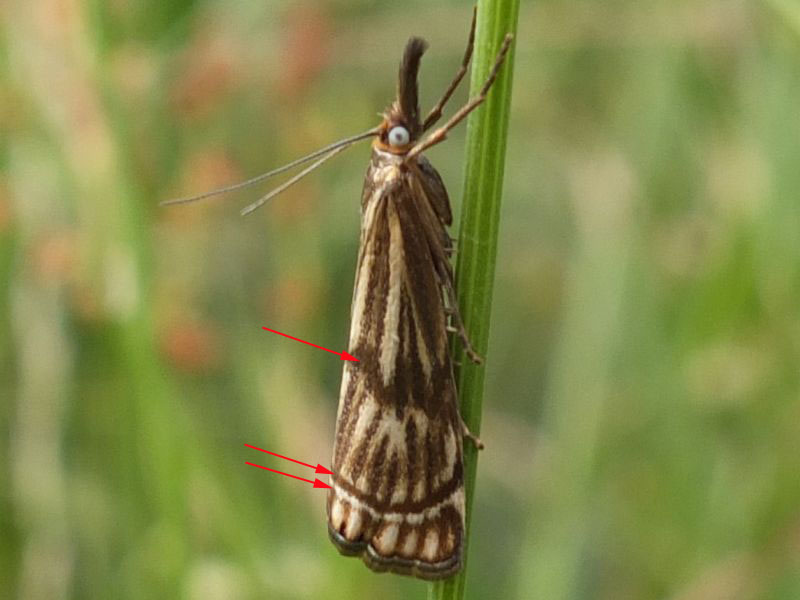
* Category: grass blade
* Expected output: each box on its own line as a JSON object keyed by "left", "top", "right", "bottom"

{"left": 429, "top": 0, "right": 520, "bottom": 598}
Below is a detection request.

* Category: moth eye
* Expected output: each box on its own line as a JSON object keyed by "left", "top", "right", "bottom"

{"left": 388, "top": 126, "right": 410, "bottom": 147}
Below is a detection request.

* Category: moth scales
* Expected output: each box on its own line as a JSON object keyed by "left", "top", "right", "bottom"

{"left": 163, "top": 10, "right": 512, "bottom": 581}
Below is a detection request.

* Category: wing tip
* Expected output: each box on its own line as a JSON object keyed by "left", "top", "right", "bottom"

{"left": 327, "top": 522, "right": 463, "bottom": 580}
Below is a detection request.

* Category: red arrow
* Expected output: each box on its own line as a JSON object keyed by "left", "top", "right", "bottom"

{"left": 261, "top": 326, "right": 358, "bottom": 362}
{"left": 244, "top": 444, "right": 332, "bottom": 475}
{"left": 246, "top": 462, "right": 331, "bottom": 489}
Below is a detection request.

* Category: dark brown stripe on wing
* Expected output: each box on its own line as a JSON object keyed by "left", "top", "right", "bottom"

{"left": 405, "top": 416, "right": 419, "bottom": 502}
{"left": 368, "top": 433, "right": 390, "bottom": 500}
{"left": 343, "top": 403, "right": 382, "bottom": 485}
{"left": 333, "top": 387, "right": 364, "bottom": 469}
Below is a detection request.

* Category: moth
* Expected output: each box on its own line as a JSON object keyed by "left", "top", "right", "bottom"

{"left": 164, "top": 10, "right": 512, "bottom": 581}
{"left": 326, "top": 22, "right": 512, "bottom": 580}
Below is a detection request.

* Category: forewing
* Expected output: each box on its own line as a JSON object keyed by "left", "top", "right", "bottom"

{"left": 327, "top": 155, "right": 464, "bottom": 580}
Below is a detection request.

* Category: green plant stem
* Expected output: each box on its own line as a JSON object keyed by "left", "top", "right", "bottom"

{"left": 429, "top": 1, "right": 519, "bottom": 599}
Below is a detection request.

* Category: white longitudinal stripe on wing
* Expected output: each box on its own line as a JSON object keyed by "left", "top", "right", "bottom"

{"left": 374, "top": 522, "right": 400, "bottom": 554}
{"left": 422, "top": 530, "right": 439, "bottom": 560}
{"left": 411, "top": 409, "right": 430, "bottom": 502}
{"left": 414, "top": 305, "right": 434, "bottom": 379}
{"left": 356, "top": 406, "right": 407, "bottom": 497}
{"left": 402, "top": 530, "right": 418, "bottom": 556}
{"left": 335, "top": 367, "right": 351, "bottom": 421}
{"left": 330, "top": 497, "right": 345, "bottom": 530}
{"left": 344, "top": 508, "right": 364, "bottom": 540}
{"left": 344, "top": 396, "right": 379, "bottom": 482}
{"left": 380, "top": 203, "right": 403, "bottom": 385}
{"left": 349, "top": 191, "right": 381, "bottom": 348}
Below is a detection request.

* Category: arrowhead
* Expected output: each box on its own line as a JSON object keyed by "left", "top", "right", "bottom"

{"left": 340, "top": 351, "right": 359, "bottom": 362}
{"left": 315, "top": 464, "right": 333, "bottom": 475}
{"left": 313, "top": 478, "right": 331, "bottom": 489}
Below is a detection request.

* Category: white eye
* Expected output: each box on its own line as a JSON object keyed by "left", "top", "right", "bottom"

{"left": 388, "top": 126, "right": 410, "bottom": 147}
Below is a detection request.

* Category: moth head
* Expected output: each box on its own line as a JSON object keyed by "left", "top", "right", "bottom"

{"left": 374, "top": 36, "right": 427, "bottom": 154}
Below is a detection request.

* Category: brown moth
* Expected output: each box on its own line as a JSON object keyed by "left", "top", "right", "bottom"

{"left": 163, "top": 10, "right": 512, "bottom": 581}
{"left": 326, "top": 19, "right": 512, "bottom": 579}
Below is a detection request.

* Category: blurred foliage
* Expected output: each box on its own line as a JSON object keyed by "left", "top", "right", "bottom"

{"left": 2, "top": 1, "right": 800, "bottom": 599}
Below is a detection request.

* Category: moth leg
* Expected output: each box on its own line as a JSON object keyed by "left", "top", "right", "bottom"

{"left": 450, "top": 308, "right": 482, "bottom": 364}
{"left": 422, "top": 6, "right": 476, "bottom": 132}
{"left": 442, "top": 278, "right": 482, "bottom": 364}
{"left": 461, "top": 419, "right": 485, "bottom": 450}
{"left": 407, "top": 34, "right": 513, "bottom": 161}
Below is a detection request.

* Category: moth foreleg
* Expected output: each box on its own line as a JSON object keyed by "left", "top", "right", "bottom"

{"left": 422, "top": 7, "right": 476, "bottom": 132}
{"left": 436, "top": 253, "right": 482, "bottom": 363}
{"left": 406, "top": 33, "right": 514, "bottom": 161}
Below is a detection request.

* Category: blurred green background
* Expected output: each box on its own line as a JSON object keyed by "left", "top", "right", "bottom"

{"left": 2, "top": 0, "right": 800, "bottom": 598}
